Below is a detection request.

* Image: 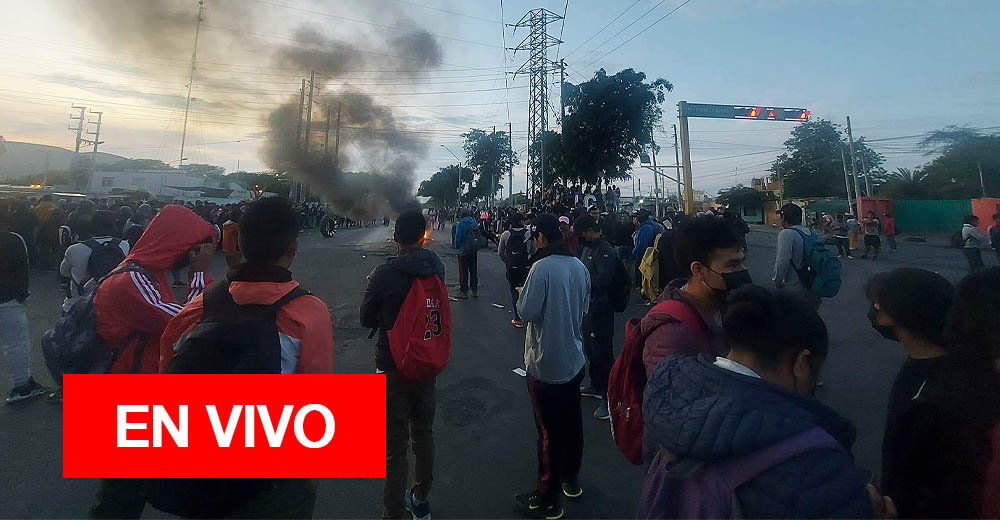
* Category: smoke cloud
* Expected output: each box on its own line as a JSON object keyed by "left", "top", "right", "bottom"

{"left": 73, "top": 0, "right": 445, "bottom": 218}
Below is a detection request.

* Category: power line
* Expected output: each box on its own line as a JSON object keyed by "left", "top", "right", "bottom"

{"left": 562, "top": 0, "right": 642, "bottom": 60}
{"left": 575, "top": 0, "right": 669, "bottom": 65}
{"left": 386, "top": 0, "right": 499, "bottom": 24}
{"left": 581, "top": 0, "right": 693, "bottom": 71}
{"left": 554, "top": 0, "right": 569, "bottom": 60}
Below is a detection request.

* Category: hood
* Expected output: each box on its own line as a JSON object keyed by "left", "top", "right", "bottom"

{"left": 530, "top": 241, "right": 574, "bottom": 263}
{"left": 393, "top": 247, "right": 446, "bottom": 278}
{"left": 125, "top": 204, "right": 216, "bottom": 271}
{"left": 460, "top": 216, "right": 477, "bottom": 226}
{"left": 644, "top": 355, "right": 857, "bottom": 462}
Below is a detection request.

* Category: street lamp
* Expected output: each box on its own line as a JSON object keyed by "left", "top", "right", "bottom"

{"left": 440, "top": 144, "right": 463, "bottom": 213}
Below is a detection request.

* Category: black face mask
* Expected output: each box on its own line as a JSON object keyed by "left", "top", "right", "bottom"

{"left": 868, "top": 304, "right": 898, "bottom": 342}
{"left": 706, "top": 268, "right": 753, "bottom": 303}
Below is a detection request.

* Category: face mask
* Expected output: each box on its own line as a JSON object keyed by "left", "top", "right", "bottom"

{"left": 705, "top": 268, "right": 752, "bottom": 303}
{"left": 868, "top": 304, "right": 898, "bottom": 342}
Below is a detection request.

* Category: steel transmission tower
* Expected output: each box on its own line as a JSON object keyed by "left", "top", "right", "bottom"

{"left": 509, "top": 8, "right": 562, "bottom": 201}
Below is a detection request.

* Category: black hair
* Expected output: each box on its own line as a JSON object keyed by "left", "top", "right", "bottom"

{"left": 779, "top": 203, "right": 802, "bottom": 225}
{"left": 509, "top": 213, "right": 524, "bottom": 226}
{"left": 636, "top": 209, "right": 651, "bottom": 222}
{"left": 724, "top": 285, "right": 829, "bottom": 370}
{"left": 532, "top": 213, "right": 563, "bottom": 243}
{"left": 573, "top": 214, "right": 601, "bottom": 233}
{"left": 866, "top": 268, "right": 954, "bottom": 346}
{"left": 394, "top": 211, "right": 426, "bottom": 245}
{"left": 673, "top": 216, "right": 740, "bottom": 274}
{"left": 239, "top": 197, "right": 299, "bottom": 265}
{"left": 89, "top": 210, "right": 119, "bottom": 238}
{"left": 947, "top": 267, "right": 1000, "bottom": 365}
{"left": 965, "top": 214, "right": 980, "bottom": 225}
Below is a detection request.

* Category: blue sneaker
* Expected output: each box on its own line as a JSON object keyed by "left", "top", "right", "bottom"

{"left": 404, "top": 488, "right": 431, "bottom": 520}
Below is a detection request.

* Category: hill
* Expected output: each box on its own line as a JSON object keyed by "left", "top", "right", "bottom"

{"left": 0, "top": 141, "right": 126, "bottom": 179}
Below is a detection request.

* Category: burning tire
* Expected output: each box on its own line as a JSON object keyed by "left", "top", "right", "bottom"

{"left": 320, "top": 215, "right": 338, "bottom": 238}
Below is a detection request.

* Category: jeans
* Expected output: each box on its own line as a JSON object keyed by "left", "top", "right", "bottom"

{"left": 863, "top": 235, "right": 881, "bottom": 258}
{"left": 835, "top": 237, "right": 851, "bottom": 256}
{"left": 507, "top": 270, "right": 527, "bottom": 321}
{"left": 0, "top": 300, "right": 31, "bottom": 388}
{"left": 458, "top": 252, "right": 478, "bottom": 292}
{"left": 963, "top": 248, "right": 985, "bottom": 273}
{"left": 384, "top": 370, "right": 436, "bottom": 518}
{"left": 526, "top": 369, "right": 584, "bottom": 504}
{"left": 887, "top": 233, "right": 897, "bottom": 251}
{"left": 582, "top": 305, "right": 615, "bottom": 396}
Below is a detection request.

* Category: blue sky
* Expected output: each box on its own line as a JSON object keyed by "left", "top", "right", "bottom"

{"left": 1, "top": 0, "right": 997, "bottom": 196}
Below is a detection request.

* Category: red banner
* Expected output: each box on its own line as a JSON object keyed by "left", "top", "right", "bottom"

{"left": 63, "top": 374, "right": 386, "bottom": 478}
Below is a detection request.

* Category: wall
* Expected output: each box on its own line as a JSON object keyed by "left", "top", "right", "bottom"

{"left": 892, "top": 199, "right": 972, "bottom": 233}
{"left": 972, "top": 198, "right": 1000, "bottom": 232}
{"left": 859, "top": 197, "right": 893, "bottom": 218}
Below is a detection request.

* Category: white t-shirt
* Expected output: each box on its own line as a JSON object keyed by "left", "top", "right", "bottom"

{"left": 60, "top": 237, "right": 130, "bottom": 288}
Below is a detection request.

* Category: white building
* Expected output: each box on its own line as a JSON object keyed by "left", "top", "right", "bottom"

{"left": 89, "top": 170, "right": 251, "bottom": 203}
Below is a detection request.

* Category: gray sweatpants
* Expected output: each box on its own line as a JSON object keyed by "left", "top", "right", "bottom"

{"left": 0, "top": 300, "right": 31, "bottom": 388}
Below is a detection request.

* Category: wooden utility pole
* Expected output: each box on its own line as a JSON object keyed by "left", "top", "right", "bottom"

{"left": 334, "top": 102, "right": 342, "bottom": 168}
{"left": 324, "top": 105, "right": 331, "bottom": 152}
{"left": 296, "top": 79, "right": 305, "bottom": 149}
{"left": 846, "top": 116, "right": 863, "bottom": 210}
{"left": 840, "top": 146, "right": 855, "bottom": 216}
{"left": 673, "top": 124, "right": 682, "bottom": 209}
{"left": 304, "top": 70, "right": 315, "bottom": 152}
{"left": 508, "top": 122, "right": 513, "bottom": 205}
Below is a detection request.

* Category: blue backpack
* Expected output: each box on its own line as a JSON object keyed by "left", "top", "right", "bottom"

{"left": 637, "top": 426, "right": 841, "bottom": 519}
{"left": 790, "top": 227, "right": 842, "bottom": 298}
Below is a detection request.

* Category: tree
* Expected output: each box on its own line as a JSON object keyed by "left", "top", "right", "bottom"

{"left": 877, "top": 167, "right": 930, "bottom": 199}
{"left": 716, "top": 184, "right": 769, "bottom": 210}
{"left": 104, "top": 158, "right": 174, "bottom": 171}
{"left": 527, "top": 130, "right": 572, "bottom": 186}
{"left": 918, "top": 127, "right": 1000, "bottom": 198}
{"left": 461, "top": 129, "right": 517, "bottom": 201}
{"left": 180, "top": 163, "right": 226, "bottom": 177}
{"left": 560, "top": 68, "right": 673, "bottom": 187}
{"left": 417, "top": 164, "right": 474, "bottom": 209}
{"left": 770, "top": 119, "right": 884, "bottom": 198}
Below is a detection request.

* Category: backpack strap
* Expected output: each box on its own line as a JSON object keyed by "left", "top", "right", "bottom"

{"left": 648, "top": 299, "right": 711, "bottom": 349}
{"left": 268, "top": 286, "right": 310, "bottom": 312}
{"left": 719, "top": 426, "right": 842, "bottom": 489}
{"left": 83, "top": 238, "right": 100, "bottom": 250}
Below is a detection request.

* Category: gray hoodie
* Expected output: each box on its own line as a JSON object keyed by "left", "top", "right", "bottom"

{"left": 517, "top": 243, "right": 591, "bottom": 383}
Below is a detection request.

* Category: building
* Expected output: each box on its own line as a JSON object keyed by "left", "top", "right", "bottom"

{"left": 89, "top": 170, "right": 251, "bottom": 203}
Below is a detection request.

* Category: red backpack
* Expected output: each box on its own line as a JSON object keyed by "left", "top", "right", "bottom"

{"left": 387, "top": 275, "right": 452, "bottom": 380}
{"left": 609, "top": 299, "right": 709, "bottom": 465}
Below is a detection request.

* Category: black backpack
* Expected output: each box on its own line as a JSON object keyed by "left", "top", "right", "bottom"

{"left": 466, "top": 227, "right": 488, "bottom": 251}
{"left": 41, "top": 263, "right": 151, "bottom": 386}
{"left": 84, "top": 238, "right": 126, "bottom": 281}
{"left": 148, "top": 281, "right": 308, "bottom": 518}
{"left": 507, "top": 229, "right": 531, "bottom": 275}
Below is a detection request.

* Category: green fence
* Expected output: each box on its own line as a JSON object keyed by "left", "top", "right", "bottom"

{"left": 893, "top": 199, "right": 972, "bottom": 233}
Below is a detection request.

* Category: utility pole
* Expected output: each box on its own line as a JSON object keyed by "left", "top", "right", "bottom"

{"left": 650, "top": 129, "right": 660, "bottom": 217}
{"left": 559, "top": 59, "right": 566, "bottom": 125}
{"left": 296, "top": 79, "right": 305, "bottom": 149}
{"left": 68, "top": 104, "right": 86, "bottom": 187}
{"left": 334, "top": 102, "right": 342, "bottom": 168}
{"left": 846, "top": 116, "right": 862, "bottom": 210}
{"left": 673, "top": 124, "right": 682, "bottom": 209}
{"left": 840, "top": 146, "right": 855, "bottom": 216}
{"left": 508, "top": 121, "right": 513, "bottom": 206}
{"left": 85, "top": 110, "right": 103, "bottom": 190}
{"left": 979, "top": 162, "right": 987, "bottom": 197}
{"left": 179, "top": 0, "right": 204, "bottom": 167}
{"left": 857, "top": 136, "right": 873, "bottom": 196}
{"left": 324, "top": 104, "right": 331, "bottom": 152}
{"left": 491, "top": 126, "right": 497, "bottom": 208}
{"left": 304, "top": 70, "right": 315, "bottom": 153}
{"left": 677, "top": 102, "right": 695, "bottom": 215}
{"left": 509, "top": 7, "right": 563, "bottom": 203}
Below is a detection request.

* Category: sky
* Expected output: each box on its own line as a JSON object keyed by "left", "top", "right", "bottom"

{"left": 1, "top": 0, "right": 998, "bottom": 197}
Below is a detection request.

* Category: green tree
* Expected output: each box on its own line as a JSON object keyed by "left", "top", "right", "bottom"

{"left": 918, "top": 127, "right": 1000, "bottom": 198}
{"left": 771, "top": 120, "right": 884, "bottom": 198}
{"left": 716, "top": 184, "right": 769, "bottom": 210}
{"left": 527, "top": 130, "right": 572, "bottom": 187}
{"left": 461, "top": 129, "right": 518, "bottom": 200}
{"left": 180, "top": 163, "right": 226, "bottom": 177}
{"left": 417, "top": 164, "right": 474, "bottom": 209}
{"left": 877, "top": 167, "right": 929, "bottom": 199}
{"left": 560, "top": 68, "right": 673, "bottom": 187}
{"left": 104, "top": 158, "right": 174, "bottom": 171}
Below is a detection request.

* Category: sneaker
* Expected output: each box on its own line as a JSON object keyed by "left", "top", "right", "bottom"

{"left": 172, "top": 280, "right": 185, "bottom": 288}
{"left": 514, "top": 491, "right": 563, "bottom": 520}
{"left": 404, "top": 488, "right": 431, "bottom": 520}
{"left": 579, "top": 386, "right": 603, "bottom": 399}
{"left": 47, "top": 388, "right": 63, "bottom": 403}
{"left": 6, "top": 378, "right": 47, "bottom": 404}
{"left": 594, "top": 400, "right": 610, "bottom": 420}
{"left": 471, "top": 289, "right": 479, "bottom": 298}
{"left": 511, "top": 319, "right": 524, "bottom": 328}
{"left": 457, "top": 291, "right": 469, "bottom": 300}
{"left": 561, "top": 479, "right": 583, "bottom": 499}
{"left": 837, "top": 254, "right": 843, "bottom": 258}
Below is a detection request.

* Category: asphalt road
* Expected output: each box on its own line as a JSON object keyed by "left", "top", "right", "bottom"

{"left": 1, "top": 224, "right": 991, "bottom": 518}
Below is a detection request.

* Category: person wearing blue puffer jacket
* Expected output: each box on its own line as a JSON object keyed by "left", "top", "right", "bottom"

{"left": 641, "top": 285, "right": 892, "bottom": 519}
{"left": 453, "top": 209, "right": 480, "bottom": 299}
{"left": 631, "top": 209, "right": 664, "bottom": 261}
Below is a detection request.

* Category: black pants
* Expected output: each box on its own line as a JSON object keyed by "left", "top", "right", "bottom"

{"left": 963, "top": 248, "right": 985, "bottom": 273}
{"left": 526, "top": 369, "right": 584, "bottom": 505}
{"left": 458, "top": 252, "right": 478, "bottom": 292}
{"left": 835, "top": 237, "right": 851, "bottom": 256}
{"left": 507, "top": 270, "right": 527, "bottom": 321}
{"left": 582, "top": 305, "right": 615, "bottom": 396}
{"left": 863, "top": 234, "right": 881, "bottom": 258}
{"left": 89, "top": 479, "right": 316, "bottom": 519}
{"left": 384, "top": 370, "right": 436, "bottom": 518}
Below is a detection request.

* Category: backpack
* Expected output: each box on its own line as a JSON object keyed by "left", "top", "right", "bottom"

{"left": 84, "top": 238, "right": 125, "bottom": 282}
{"left": 148, "top": 281, "right": 309, "bottom": 518}
{"left": 639, "top": 234, "right": 662, "bottom": 301}
{"left": 41, "top": 263, "right": 152, "bottom": 386}
{"left": 386, "top": 273, "right": 452, "bottom": 380}
{"left": 466, "top": 226, "right": 488, "bottom": 251}
{"left": 507, "top": 229, "right": 531, "bottom": 276}
{"left": 951, "top": 230, "right": 965, "bottom": 249}
{"left": 637, "top": 426, "right": 842, "bottom": 519}
{"left": 609, "top": 300, "right": 709, "bottom": 465}
{"left": 789, "top": 228, "right": 842, "bottom": 298}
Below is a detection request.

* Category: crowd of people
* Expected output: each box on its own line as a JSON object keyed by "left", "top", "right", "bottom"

{"left": 3, "top": 187, "right": 1000, "bottom": 519}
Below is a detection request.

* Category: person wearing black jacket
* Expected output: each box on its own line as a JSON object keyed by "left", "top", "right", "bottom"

{"left": 1, "top": 199, "right": 47, "bottom": 403}
{"left": 867, "top": 268, "right": 1000, "bottom": 518}
{"left": 361, "top": 211, "right": 446, "bottom": 520}
{"left": 575, "top": 215, "right": 619, "bottom": 420}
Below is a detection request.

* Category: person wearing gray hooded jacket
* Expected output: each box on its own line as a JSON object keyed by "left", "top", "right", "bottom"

{"left": 514, "top": 213, "right": 591, "bottom": 519}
